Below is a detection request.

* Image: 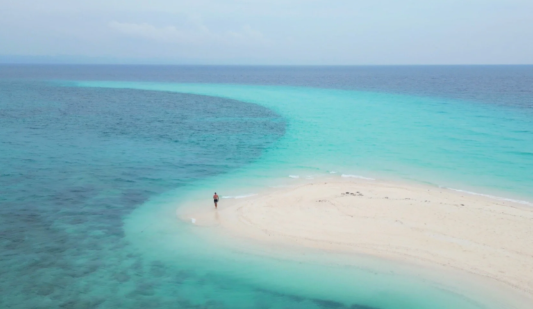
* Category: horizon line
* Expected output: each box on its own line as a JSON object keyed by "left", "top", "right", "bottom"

{"left": 1, "top": 63, "right": 532, "bottom": 66}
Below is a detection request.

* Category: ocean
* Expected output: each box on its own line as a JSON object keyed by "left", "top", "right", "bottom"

{"left": 1, "top": 65, "right": 532, "bottom": 308}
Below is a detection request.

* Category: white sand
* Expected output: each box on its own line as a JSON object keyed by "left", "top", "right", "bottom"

{"left": 182, "top": 178, "right": 533, "bottom": 303}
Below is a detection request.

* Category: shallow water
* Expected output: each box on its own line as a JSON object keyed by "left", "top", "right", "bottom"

{"left": 1, "top": 65, "right": 532, "bottom": 308}
{"left": 74, "top": 81, "right": 533, "bottom": 200}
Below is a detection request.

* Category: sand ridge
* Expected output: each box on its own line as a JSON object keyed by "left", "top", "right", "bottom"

{"left": 183, "top": 179, "right": 533, "bottom": 300}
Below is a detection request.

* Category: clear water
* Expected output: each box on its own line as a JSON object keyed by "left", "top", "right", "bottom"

{"left": 1, "top": 65, "right": 532, "bottom": 308}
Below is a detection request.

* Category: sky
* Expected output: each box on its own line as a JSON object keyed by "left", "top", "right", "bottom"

{"left": 1, "top": 0, "right": 532, "bottom": 65}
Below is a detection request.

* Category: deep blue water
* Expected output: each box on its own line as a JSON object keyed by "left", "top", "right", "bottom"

{"left": 3, "top": 65, "right": 532, "bottom": 110}
{"left": 0, "top": 65, "right": 532, "bottom": 309}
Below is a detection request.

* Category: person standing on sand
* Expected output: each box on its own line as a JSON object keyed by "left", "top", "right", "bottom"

{"left": 213, "top": 192, "right": 219, "bottom": 208}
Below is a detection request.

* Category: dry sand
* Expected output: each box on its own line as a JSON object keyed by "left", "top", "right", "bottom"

{"left": 182, "top": 178, "right": 533, "bottom": 301}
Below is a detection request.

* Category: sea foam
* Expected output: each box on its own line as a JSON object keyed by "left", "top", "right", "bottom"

{"left": 447, "top": 188, "right": 532, "bottom": 206}
{"left": 341, "top": 174, "right": 375, "bottom": 180}
{"left": 222, "top": 194, "right": 256, "bottom": 199}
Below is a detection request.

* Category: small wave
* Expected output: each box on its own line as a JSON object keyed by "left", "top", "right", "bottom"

{"left": 222, "top": 194, "right": 256, "bottom": 199}
{"left": 509, "top": 151, "right": 533, "bottom": 157}
{"left": 289, "top": 175, "right": 300, "bottom": 179}
{"left": 447, "top": 188, "right": 532, "bottom": 205}
{"left": 329, "top": 171, "right": 337, "bottom": 174}
{"left": 341, "top": 174, "right": 375, "bottom": 180}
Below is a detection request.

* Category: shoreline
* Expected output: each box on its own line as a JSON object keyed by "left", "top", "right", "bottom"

{"left": 180, "top": 177, "right": 533, "bottom": 306}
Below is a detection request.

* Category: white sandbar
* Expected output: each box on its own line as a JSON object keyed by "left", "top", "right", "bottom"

{"left": 182, "top": 178, "right": 533, "bottom": 306}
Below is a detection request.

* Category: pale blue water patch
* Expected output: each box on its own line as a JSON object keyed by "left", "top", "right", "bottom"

{"left": 73, "top": 81, "right": 533, "bottom": 200}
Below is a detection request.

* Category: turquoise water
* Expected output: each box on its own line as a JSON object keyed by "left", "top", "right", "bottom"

{"left": 1, "top": 66, "right": 532, "bottom": 308}
{"left": 74, "top": 81, "right": 533, "bottom": 200}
